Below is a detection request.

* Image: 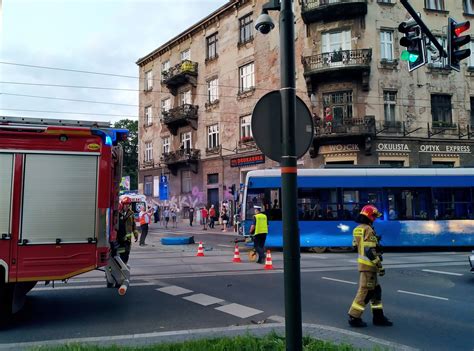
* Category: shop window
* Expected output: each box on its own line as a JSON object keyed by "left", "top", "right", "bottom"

{"left": 207, "top": 173, "right": 219, "bottom": 184}
{"left": 181, "top": 170, "right": 192, "bottom": 193}
{"left": 144, "top": 176, "right": 153, "bottom": 196}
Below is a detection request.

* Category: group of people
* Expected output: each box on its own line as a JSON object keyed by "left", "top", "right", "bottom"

{"left": 190, "top": 204, "right": 230, "bottom": 232}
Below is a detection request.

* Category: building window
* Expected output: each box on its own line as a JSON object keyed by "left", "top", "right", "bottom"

{"left": 380, "top": 160, "right": 405, "bottom": 168}
{"left": 180, "top": 90, "right": 191, "bottom": 106}
{"left": 145, "top": 106, "right": 153, "bottom": 126}
{"left": 322, "top": 91, "right": 353, "bottom": 127}
{"left": 322, "top": 30, "right": 351, "bottom": 54}
{"left": 206, "top": 33, "right": 218, "bottom": 60}
{"left": 471, "top": 97, "right": 474, "bottom": 126}
{"left": 431, "top": 94, "right": 452, "bottom": 127}
{"left": 239, "top": 62, "right": 254, "bottom": 93}
{"left": 380, "top": 30, "right": 394, "bottom": 61}
{"left": 180, "top": 49, "right": 190, "bottom": 62}
{"left": 432, "top": 161, "right": 455, "bottom": 168}
{"left": 207, "top": 173, "right": 219, "bottom": 184}
{"left": 145, "top": 142, "right": 153, "bottom": 162}
{"left": 180, "top": 131, "right": 192, "bottom": 149}
{"left": 162, "top": 137, "right": 170, "bottom": 154}
{"left": 207, "top": 78, "right": 219, "bottom": 104}
{"left": 383, "top": 91, "right": 397, "bottom": 123}
{"left": 145, "top": 70, "right": 153, "bottom": 91}
{"left": 425, "top": 0, "right": 444, "bottom": 10}
{"left": 239, "top": 13, "right": 253, "bottom": 44}
{"left": 161, "top": 98, "right": 171, "bottom": 117}
{"left": 144, "top": 176, "right": 153, "bottom": 196}
{"left": 161, "top": 60, "right": 170, "bottom": 75}
{"left": 207, "top": 124, "right": 219, "bottom": 149}
{"left": 181, "top": 170, "right": 192, "bottom": 193}
{"left": 466, "top": 0, "right": 474, "bottom": 14}
{"left": 240, "top": 115, "right": 252, "bottom": 140}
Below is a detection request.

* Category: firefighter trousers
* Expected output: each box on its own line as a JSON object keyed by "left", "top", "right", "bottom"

{"left": 348, "top": 271, "right": 384, "bottom": 319}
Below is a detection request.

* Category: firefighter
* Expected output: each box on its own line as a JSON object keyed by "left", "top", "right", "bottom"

{"left": 348, "top": 204, "right": 393, "bottom": 327}
{"left": 249, "top": 206, "right": 268, "bottom": 264}
{"left": 117, "top": 196, "right": 139, "bottom": 264}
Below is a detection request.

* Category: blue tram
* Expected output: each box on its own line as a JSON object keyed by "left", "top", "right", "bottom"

{"left": 241, "top": 168, "right": 474, "bottom": 248}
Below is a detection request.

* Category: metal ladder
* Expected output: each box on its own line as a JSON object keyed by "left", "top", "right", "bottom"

{"left": 1, "top": 116, "right": 111, "bottom": 128}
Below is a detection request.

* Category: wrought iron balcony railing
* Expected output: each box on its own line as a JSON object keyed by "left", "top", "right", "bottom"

{"left": 161, "top": 104, "right": 198, "bottom": 135}
{"left": 303, "top": 49, "right": 372, "bottom": 72}
{"left": 161, "top": 60, "right": 198, "bottom": 95}
{"left": 314, "top": 115, "right": 375, "bottom": 137}
{"left": 301, "top": 0, "right": 367, "bottom": 23}
{"left": 161, "top": 148, "right": 200, "bottom": 165}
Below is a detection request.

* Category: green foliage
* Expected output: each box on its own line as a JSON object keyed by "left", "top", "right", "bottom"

{"left": 114, "top": 119, "right": 138, "bottom": 190}
{"left": 29, "top": 333, "right": 371, "bottom": 351}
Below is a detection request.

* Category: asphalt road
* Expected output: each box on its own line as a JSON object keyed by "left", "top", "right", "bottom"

{"left": 1, "top": 224, "right": 472, "bottom": 350}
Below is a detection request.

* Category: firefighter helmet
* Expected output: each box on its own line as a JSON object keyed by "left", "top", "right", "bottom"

{"left": 360, "top": 204, "right": 382, "bottom": 222}
{"left": 121, "top": 196, "right": 132, "bottom": 205}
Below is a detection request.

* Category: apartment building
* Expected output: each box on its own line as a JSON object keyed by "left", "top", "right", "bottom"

{"left": 136, "top": 0, "right": 474, "bottom": 208}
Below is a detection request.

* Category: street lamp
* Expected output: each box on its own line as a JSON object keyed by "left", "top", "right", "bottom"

{"left": 255, "top": 1, "right": 302, "bottom": 350}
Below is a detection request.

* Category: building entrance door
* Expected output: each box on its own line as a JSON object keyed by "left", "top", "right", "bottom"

{"left": 207, "top": 188, "right": 219, "bottom": 208}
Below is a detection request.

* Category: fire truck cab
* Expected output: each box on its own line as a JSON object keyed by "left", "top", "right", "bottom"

{"left": 0, "top": 116, "right": 130, "bottom": 323}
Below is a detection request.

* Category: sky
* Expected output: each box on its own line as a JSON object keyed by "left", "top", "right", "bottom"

{"left": 0, "top": 0, "right": 228, "bottom": 125}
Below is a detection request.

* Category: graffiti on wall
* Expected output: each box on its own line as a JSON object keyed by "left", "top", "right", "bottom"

{"left": 147, "top": 186, "right": 205, "bottom": 208}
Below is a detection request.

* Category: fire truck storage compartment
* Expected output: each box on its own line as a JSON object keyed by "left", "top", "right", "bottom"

{"left": 0, "top": 154, "right": 13, "bottom": 237}
{"left": 21, "top": 154, "right": 98, "bottom": 244}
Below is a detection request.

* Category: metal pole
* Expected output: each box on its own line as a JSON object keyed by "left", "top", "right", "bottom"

{"left": 279, "top": 0, "right": 302, "bottom": 350}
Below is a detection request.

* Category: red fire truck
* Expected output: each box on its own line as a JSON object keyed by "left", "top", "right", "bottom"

{"left": 0, "top": 117, "right": 131, "bottom": 323}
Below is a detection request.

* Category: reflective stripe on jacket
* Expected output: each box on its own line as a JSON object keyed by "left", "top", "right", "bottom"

{"left": 254, "top": 213, "right": 268, "bottom": 235}
{"left": 354, "top": 224, "right": 379, "bottom": 272}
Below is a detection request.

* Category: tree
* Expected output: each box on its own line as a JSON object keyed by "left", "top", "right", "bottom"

{"left": 114, "top": 119, "right": 138, "bottom": 191}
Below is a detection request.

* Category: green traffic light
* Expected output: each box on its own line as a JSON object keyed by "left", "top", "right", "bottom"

{"left": 401, "top": 50, "right": 419, "bottom": 62}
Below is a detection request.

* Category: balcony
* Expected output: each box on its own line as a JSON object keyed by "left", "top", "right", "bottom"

{"left": 161, "top": 60, "right": 198, "bottom": 96}
{"left": 301, "top": 0, "right": 367, "bottom": 24}
{"left": 162, "top": 104, "right": 199, "bottom": 135}
{"left": 161, "top": 148, "right": 200, "bottom": 175}
{"left": 311, "top": 116, "right": 375, "bottom": 157}
{"left": 303, "top": 49, "right": 372, "bottom": 91}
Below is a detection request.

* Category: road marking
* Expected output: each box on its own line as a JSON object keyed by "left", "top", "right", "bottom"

{"left": 397, "top": 290, "right": 449, "bottom": 301}
{"left": 182, "top": 293, "right": 224, "bottom": 306}
{"left": 215, "top": 303, "right": 263, "bottom": 319}
{"left": 422, "top": 269, "right": 463, "bottom": 276}
{"left": 156, "top": 285, "right": 193, "bottom": 296}
{"left": 217, "top": 244, "right": 234, "bottom": 248}
{"left": 322, "top": 277, "right": 357, "bottom": 285}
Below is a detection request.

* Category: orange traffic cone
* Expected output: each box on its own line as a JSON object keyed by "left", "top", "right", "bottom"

{"left": 264, "top": 250, "right": 273, "bottom": 270}
{"left": 232, "top": 244, "right": 242, "bottom": 263}
{"left": 196, "top": 241, "right": 205, "bottom": 257}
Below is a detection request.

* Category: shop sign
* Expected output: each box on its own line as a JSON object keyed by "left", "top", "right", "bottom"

{"left": 419, "top": 144, "right": 471, "bottom": 153}
{"left": 377, "top": 143, "right": 410, "bottom": 152}
{"left": 230, "top": 154, "right": 265, "bottom": 167}
{"left": 320, "top": 144, "right": 360, "bottom": 154}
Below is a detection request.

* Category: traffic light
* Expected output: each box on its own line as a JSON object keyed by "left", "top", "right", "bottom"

{"left": 398, "top": 18, "right": 427, "bottom": 72}
{"left": 447, "top": 18, "right": 471, "bottom": 72}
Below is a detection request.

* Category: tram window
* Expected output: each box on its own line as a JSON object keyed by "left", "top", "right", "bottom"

{"left": 245, "top": 188, "right": 281, "bottom": 220}
{"left": 342, "top": 189, "right": 383, "bottom": 220}
{"left": 298, "top": 188, "right": 338, "bottom": 220}
{"left": 386, "top": 188, "right": 430, "bottom": 220}
{"left": 433, "top": 187, "right": 472, "bottom": 220}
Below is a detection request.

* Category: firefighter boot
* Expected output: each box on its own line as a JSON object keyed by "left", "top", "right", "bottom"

{"left": 372, "top": 309, "right": 393, "bottom": 326}
{"left": 348, "top": 315, "right": 367, "bottom": 327}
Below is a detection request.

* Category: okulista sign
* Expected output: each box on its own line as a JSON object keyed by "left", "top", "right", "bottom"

{"left": 377, "top": 143, "right": 410, "bottom": 152}
{"left": 230, "top": 154, "right": 265, "bottom": 167}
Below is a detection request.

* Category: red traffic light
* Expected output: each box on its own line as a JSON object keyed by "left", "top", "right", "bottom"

{"left": 454, "top": 21, "right": 470, "bottom": 37}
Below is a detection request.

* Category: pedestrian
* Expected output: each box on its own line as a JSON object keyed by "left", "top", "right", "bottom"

{"left": 189, "top": 207, "right": 195, "bottom": 226}
{"left": 171, "top": 207, "right": 177, "bottom": 228}
{"left": 138, "top": 206, "right": 151, "bottom": 246}
{"left": 201, "top": 206, "right": 208, "bottom": 230}
{"left": 163, "top": 207, "right": 170, "bottom": 229}
{"left": 221, "top": 207, "right": 229, "bottom": 232}
{"left": 249, "top": 205, "right": 268, "bottom": 264}
{"left": 209, "top": 204, "right": 216, "bottom": 229}
{"left": 117, "top": 196, "right": 139, "bottom": 264}
{"left": 153, "top": 204, "right": 160, "bottom": 224}
{"left": 348, "top": 204, "right": 393, "bottom": 328}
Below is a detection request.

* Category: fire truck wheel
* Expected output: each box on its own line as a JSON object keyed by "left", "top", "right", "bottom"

{"left": 0, "top": 283, "right": 14, "bottom": 327}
